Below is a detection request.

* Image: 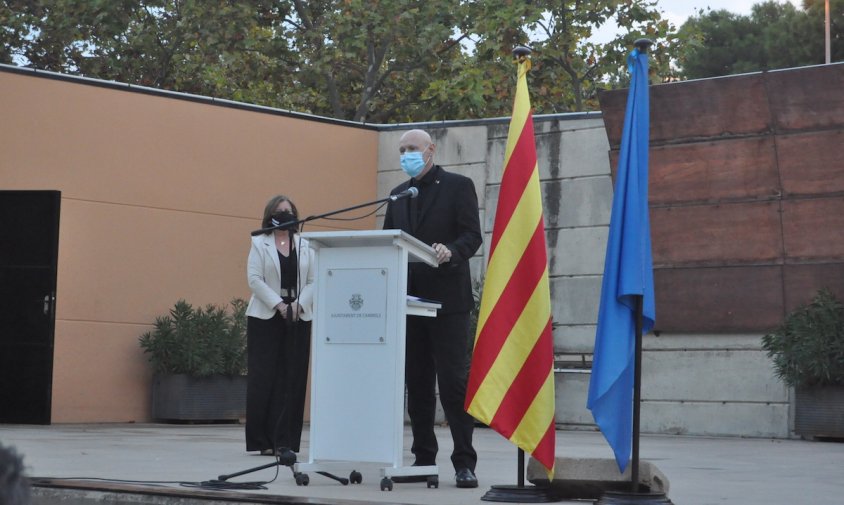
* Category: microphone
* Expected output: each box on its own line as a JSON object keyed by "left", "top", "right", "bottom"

{"left": 389, "top": 187, "right": 419, "bottom": 201}
{"left": 250, "top": 219, "right": 298, "bottom": 236}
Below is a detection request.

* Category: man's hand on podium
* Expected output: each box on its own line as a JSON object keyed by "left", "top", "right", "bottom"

{"left": 432, "top": 242, "right": 452, "bottom": 264}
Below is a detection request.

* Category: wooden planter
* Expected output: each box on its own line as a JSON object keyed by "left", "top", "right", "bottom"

{"left": 794, "top": 386, "right": 844, "bottom": 439}
{"left": 152, "top": 374, "right": 247, "bottom": 422}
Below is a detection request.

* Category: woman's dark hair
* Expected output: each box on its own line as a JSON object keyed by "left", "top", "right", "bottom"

{"left": 261, "top": 194, "right": 299, "bottom": 232}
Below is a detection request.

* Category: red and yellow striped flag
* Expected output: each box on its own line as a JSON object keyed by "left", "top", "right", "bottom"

{"left": 465, "top": 52, "right": 556, "bottom": 474}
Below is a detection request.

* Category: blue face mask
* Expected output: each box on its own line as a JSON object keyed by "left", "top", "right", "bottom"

{"left": 400, "top": 151, "right": 426, "bottom": 178}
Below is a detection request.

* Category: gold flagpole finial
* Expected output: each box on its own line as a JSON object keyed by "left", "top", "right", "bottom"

{"left": 513, "top": 45, "right": 532, "bottom": 72}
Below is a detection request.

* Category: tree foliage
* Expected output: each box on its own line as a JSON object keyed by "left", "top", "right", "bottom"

{"left": 1, "top": 0, "right": 682, "bottom": 121}
{"left": 458, "top": 0, "right": 681, "bottom": 114}
{"left": 678, "top": 0, "right": 843, "bottom": 79}
{"left": 138, "top": 299, "right": 248, "bottom": 377}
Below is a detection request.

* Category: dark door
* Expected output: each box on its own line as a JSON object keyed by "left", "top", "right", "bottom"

{"left": 0, "top": 190, "right": 60, "bottom": 424}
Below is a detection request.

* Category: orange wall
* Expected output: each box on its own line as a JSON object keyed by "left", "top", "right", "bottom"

{"left": 0, "top": 70, "right": 378, "bottom": 422}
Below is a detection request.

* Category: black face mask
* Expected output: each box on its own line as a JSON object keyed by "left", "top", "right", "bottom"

{"left": 271, "top": 210, "right": 297, "bottom": 230}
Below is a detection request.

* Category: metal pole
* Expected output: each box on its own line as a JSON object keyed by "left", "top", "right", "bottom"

{"left": 629, "top": 37, "right": 651, "bottom": 494}
{"left": 631, "top": 294, "right": 643, "bottom": 492}
{"left": 517, "top": 448, "right": 525, "bottom": 487}
{"left": 825, "top": 0, "right": 831, "bottom": 64}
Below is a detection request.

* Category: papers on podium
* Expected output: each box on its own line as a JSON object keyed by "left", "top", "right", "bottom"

{"left": 406, "top": 295, "right": 441, "bottom": 317}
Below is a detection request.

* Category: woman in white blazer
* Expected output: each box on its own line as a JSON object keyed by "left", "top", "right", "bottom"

{"left": 245, "top": 195, "right": 315, "bottom": 458}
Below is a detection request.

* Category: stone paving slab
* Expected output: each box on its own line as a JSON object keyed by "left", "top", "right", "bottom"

{"left": 1, "top": 424, "right": 843, "bottom": 505}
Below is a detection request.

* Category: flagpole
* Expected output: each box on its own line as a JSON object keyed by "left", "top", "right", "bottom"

{"left": 628, "top": 36, "right": 649, "bottom": 496}
{"left": 594, "top": 37, "right": 671, "bottom": 505}
{"left": 475, "top": 45, "right": 561, "bottom": 503}
{"left": 628, "top": 37, "right": 653, "bottom": 493}
{"left": 825, "top": 0, "right": 831, "bottom": 64}
{"left": 631, "top": 294, "right": 643, "bottom": 492}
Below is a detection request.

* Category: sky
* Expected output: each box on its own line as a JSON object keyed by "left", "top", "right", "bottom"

{"left": 659, "top": 0, "right": 801, "bottom": 26}
{"left": 590, "top": 0, "right": 803, "bottom": 42}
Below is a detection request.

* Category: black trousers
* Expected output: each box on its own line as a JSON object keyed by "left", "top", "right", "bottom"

{"left": 405, "top": 312, "right": 477, "bottom": 472}
{"left": 245, "top": 313, "right": 311, "bottom": 452}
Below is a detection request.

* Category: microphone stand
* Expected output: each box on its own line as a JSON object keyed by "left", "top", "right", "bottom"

{"left": 209, "top": 191, "right": 414, "bottom": 490}
{"left": 251, "top": 191, "right": 415, "bottom": 236}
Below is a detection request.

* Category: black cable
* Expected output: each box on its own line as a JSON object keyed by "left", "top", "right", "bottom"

{"left": 187, "top": 454, "right": 284, "bottom": 491}
{"left": 313, "top": 201, "right": 388, "bottom": 221}
{"left": 40, "top": 477, "right": 186, "bottom": 485}
{"left": 181, "top": 479, "right": 269, "bottom": 491}
{"left": 41, "top": 472, "right": 280, "bottom": 491}
{"left": 204, "top": 223, "right": 304, "bottom": 492}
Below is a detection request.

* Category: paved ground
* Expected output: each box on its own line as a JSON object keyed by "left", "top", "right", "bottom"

{"left": 1, "top": 423, "right": 843, "bottom": 505}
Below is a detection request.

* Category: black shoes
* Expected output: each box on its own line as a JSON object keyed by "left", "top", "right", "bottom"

{"left": 455, "top": 467, "right": 478, "bottom": 488}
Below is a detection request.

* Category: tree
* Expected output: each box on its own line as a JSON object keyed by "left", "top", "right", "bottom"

{"left": 0, "top": 0, "right": 296, "bottom": 105}
{"left": 1, "top": 0, "right": 682, "bottom": 121}
{"left": 277, "top": 0, "right": 468, "bottom": 122}
{"left": 678, "top": 0, "right": 842, "bottom": 79}
{"left": 452, "top": 0, "right": 681, "bottom": 116}
{"left": 533, "top": 0, "right": 680, "bottom": 111}
{"left": 803, "top": 0, "right": 844, "bottom": 62}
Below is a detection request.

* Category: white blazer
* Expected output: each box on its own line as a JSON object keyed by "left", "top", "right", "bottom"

{"left": 245, "top": 233, "right": 316, "bottom": 321}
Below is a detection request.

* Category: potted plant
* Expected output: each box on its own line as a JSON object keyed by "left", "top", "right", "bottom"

{"left": 762, "top": 289, "right": 844, "bottom": 439}
{"left": 139, "top": 299, "right": 248, "bottom": 422}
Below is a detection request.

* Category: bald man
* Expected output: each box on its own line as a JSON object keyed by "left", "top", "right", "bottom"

{"left": 383, "top": 129, "right": 482, "bottom": 488}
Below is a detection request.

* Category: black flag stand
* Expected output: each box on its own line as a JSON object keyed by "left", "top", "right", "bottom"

{"left": 480, "top": 448, "right": 561, "bottom": 503}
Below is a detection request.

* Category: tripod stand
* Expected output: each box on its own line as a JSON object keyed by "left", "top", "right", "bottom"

{"left": 209, "top": 265, "right": 354, "bottom": 489}
{"left": 210, "top": 450, "right": 354, "bottom": 487}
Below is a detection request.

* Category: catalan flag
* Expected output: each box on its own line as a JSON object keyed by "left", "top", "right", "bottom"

{"left": 465, "top": 50, "right": 556, "bottom": 474}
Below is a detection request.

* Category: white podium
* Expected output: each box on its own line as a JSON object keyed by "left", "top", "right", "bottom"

{"left": 295, "top": 229, "right": 441, "bottom": 490}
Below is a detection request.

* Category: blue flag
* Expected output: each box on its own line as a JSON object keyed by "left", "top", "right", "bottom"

{"left": 587, "top": 48, "right": 656, "bottom": 473}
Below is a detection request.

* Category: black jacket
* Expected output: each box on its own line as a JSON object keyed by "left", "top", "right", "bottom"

{"left": 383, "top": 165, "right": 482, "bottom": 314}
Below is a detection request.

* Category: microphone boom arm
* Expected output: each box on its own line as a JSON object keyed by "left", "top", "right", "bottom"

{"left": 250, "top": 190, "right": 414, "bottom": 236}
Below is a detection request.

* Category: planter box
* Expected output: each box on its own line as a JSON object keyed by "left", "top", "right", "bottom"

{"left": 152, "top": 374, "right": 247, "bottom": 422}
{"left": 795, "top": 386, "right": 844, "bottom": 439}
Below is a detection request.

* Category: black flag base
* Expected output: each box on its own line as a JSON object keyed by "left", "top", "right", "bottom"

{"left": 485, "top": 448, "right": 563, "bottom": 502}
{"left": 595, "top": 490, "right": 673, "bottom": 504}
{"left": 481, "top": 484, "right": 563, "bottom": 503}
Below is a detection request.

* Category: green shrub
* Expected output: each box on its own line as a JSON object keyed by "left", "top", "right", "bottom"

{"left": 762, "top": 289, "right": 844, "bottom": 388}
{"left": 139, "top": 299, "right": 247, "bottom": 377}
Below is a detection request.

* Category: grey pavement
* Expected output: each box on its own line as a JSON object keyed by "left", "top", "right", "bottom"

{"left": 1, "top": 423, "right": 843, "bottom": 505}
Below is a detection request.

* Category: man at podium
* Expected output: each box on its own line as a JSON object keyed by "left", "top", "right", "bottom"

{"left": 383, "top": 129, "right": 483, "bottom": 489}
